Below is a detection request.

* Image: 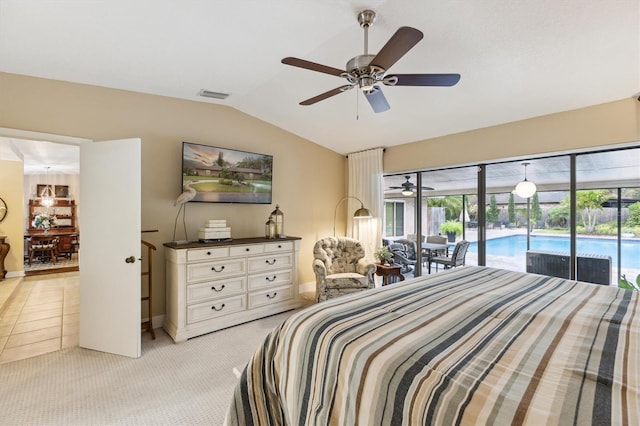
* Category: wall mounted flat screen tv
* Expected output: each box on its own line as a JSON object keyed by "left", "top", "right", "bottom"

{"left": 182, "top": 141, "right": 273, "bottom": 204}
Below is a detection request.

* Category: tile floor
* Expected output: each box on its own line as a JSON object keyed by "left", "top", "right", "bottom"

{"left": 0, "top": 271, "right": 79, "bottom": 364}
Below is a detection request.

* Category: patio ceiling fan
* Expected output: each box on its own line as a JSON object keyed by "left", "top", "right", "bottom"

{"left": 281, "top": 9, "right": 460, "bottom": 113}
{"left": 388, "top": 176, "right": 434, "bottom": 195}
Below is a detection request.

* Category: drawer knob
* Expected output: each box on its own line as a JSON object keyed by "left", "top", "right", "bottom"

{"left": 265, "top": 275, "right": 277, "bottom": 282}
{"left": 266, "top": 292, "right": 277, "bottom": 299}
{"left": 211, "top": 284, "right": 225, "bottom": 292}
{"left": 246, "top": 248, "right": 250, "bottom": 252}
{"left": 207, "top": 251, "right": 211, "bottom": 255}
{"left": 211, "top": 304, "right": 226, "bottom": 311}
{"left": 278, "top": 245, "right": 282, "bottom": 248}
{"left": 266, "top": 259, "right": 276, "bottom": 265}
{"left": 211, "top": 265, "right": 225, "bottom": 272}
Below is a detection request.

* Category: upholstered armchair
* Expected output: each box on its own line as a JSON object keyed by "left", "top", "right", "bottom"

{"left": 313, "top": 236, "right": 376, "bottom": 302}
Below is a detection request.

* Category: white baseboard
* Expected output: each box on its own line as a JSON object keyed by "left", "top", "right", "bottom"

{"left": 299, "top": 280, "right": 314, "bottom": 293}
{"left": 5, "top": 271, "right": 25, "bottom": 279}
{"left": 141, "top": 314, "right": 165, "bottom": 330}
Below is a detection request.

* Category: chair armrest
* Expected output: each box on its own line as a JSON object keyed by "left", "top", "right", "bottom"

{"left": 313, "top": 259, "right": 327, "bottom": 279}
{"left": 356, "top": 259, "right": 376, "bottom": 277}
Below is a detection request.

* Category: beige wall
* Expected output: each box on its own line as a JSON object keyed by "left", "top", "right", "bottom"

{"left": 385, "top": 98, "right": 640, "bottom": 173}
{"left": 0, "top": 159, "right": 24, "bottom": 274}
{"left": 0, "top": 72, "right": 346, "bottom": 315}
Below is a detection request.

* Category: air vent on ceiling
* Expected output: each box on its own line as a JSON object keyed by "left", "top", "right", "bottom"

{"left": 199, "top": 90, "right": 229, "bottom": 100}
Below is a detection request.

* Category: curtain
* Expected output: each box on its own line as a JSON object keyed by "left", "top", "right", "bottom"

{"left": 347, "top": 147, "right": 383, "bottom": 261}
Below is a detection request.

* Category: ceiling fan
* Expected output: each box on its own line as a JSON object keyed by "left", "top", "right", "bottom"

{"left": 388, "top": 176, "right": 434, "bottom": 195}
{"left": 281, "top": 9, "right": 460, "bottom": 113}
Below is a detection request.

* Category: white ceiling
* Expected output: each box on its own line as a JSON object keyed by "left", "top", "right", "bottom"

{"left": 1, "top": 0, "right": 638, "bottom": 161}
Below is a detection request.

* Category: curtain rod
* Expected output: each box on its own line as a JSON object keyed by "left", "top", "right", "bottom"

{"left": 345, "top": 147, "right": 385, "bottom": 158}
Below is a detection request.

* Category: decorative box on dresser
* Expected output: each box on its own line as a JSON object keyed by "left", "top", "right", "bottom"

{"left": 163, "top": 236, "right": 301, "bottom": 342}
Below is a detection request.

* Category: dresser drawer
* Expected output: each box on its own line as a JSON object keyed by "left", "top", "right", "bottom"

{"left": 187, "top": 258, "right": 246, "bottom": 283}
{"left": 248, "top": 285, "right": 294, "bottom": 309}
{"left": 263, "top": 241, "right": 293, "bottom": 253}
{"left": 229, "top": 244, "right": 264, "bottom": 257}
{"left": 248, "top": 270, "right": 292, "bottom": 291}
{"left": 187, "top": 294, "right": 246, "bottom": 324}
{"left": 187, "top": 247, "right": 229, "bottom": 262}
{"left": 248, "top": 253, "right": 293, "bottom": 273}
{"left": 187, "top": 276, "right": 246, "bottom": 303}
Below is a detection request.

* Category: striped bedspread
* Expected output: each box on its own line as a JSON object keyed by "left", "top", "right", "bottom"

{"left": 226, "top": 266, "right": 639, "bottom": 425}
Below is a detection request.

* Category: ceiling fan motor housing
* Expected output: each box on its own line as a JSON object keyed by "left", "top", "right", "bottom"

{"left": 345, "top": 55, "right": 386, "bottom": 90}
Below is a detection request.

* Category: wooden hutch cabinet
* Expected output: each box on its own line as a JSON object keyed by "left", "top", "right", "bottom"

{"left": 27, "top": 199, "right": 78, "bottom": 258}
{"left": 29, "top": 199, "right": 76, "bottom": 231}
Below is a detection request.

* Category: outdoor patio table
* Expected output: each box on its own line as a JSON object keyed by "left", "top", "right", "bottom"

{"left": 422, "top": 242, "right": 451, "bottom": 273}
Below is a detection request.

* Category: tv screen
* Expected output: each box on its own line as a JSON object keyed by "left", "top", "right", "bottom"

{"left": 181, "top": 141, "right": 273, "bottom": 204}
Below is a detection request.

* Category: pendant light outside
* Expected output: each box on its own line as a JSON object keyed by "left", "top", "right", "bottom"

{"left": 514, "top": 162, "right": 537, "bottom": 198}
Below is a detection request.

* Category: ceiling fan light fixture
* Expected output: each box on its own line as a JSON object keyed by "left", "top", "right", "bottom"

{"left": 401, "top": 189, "right": 414, "bottom": 196}
{"left": 359, "top": 77, "right": 375, "bottom": 91}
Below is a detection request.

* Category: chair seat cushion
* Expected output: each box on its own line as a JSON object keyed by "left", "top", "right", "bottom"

{"left": 32, "top": 244, "right": 55, "bottom": 249}
{"left": 431, "top": 257, "right": 453, "bottom": 265}
{"left": 325, "top": 273, "right": 370, "bottom": 289}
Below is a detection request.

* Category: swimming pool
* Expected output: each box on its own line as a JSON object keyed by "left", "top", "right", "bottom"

{"left": 468, "top": 234, "right": 639, "bottom": 268}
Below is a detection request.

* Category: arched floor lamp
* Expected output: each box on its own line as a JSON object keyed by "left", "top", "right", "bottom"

{"left": 333, "top": 196, "right": 372, "bottom": 236}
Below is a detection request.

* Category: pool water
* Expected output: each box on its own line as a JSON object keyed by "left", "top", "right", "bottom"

{"left": 468, "top": 235, "right": 639, "bottom": 268}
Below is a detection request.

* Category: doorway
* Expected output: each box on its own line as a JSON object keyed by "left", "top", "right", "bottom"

{"left": 0, "top": 128, "right": 86, "bottom": 362}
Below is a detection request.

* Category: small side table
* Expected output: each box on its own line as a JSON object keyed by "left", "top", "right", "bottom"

{"left": 375, "top": 263, "right": 405, "bottom": 286}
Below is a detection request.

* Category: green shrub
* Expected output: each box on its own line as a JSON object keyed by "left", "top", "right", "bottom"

{"left": 628, "top": 202, "right": 640, "bottom": 226}
{"left": 619, "top": 274, "right": 640, "bottom": 291}
{"left": 440, "top": 220, "right": 463, "bottom": 236}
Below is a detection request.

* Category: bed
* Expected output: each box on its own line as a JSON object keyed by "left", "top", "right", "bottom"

{"left": 226, "top": 266, "right": 639, "bottom": 425}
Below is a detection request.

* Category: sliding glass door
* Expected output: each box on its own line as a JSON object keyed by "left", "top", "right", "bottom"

{"left": 382, "top": 145, "right": 639, "bottom": 284}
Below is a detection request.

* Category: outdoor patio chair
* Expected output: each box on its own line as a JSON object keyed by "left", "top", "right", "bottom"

{"left": 389, "top": 239, "right": 417, "bottom": 273}
{"left": 428, "top": 240, "right": 470, "bottom": 274}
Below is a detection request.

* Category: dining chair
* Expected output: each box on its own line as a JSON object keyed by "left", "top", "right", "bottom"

{"left": 428, "top": 240, "right": 470, "bottom": 274}
{"left": 28, "top": 235, "right": 59, "bottom": 265}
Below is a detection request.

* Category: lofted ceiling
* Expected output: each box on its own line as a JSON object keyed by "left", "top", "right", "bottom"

{"left": 0, "top": 0, "right": 638, "bottom": 162}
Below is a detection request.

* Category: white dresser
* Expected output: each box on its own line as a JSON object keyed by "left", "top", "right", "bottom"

{"left": 163, "top": 237, "right": 301, "bottom": 342}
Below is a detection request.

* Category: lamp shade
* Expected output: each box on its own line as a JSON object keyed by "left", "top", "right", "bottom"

{"left": 514, "top": 179, "right": 537, "bottom": 198}
{"left": 354, "top": 206, "right": 372, "bottom": 218}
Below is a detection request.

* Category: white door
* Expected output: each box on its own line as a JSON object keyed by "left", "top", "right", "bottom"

{"left": 79, "top": 138, "right": 141, "bottom": 358}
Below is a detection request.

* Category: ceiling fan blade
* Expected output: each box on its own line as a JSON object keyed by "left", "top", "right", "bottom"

{"left": 300, "top": 85, "right": 353, "bottom": 106}
{"left": 386, "top": 73, "right": 461, "bottom": 87}
{"left": 364, "top": 87, "right": 390, "bottom": 113}
{"left": 370, "top": 27, "right": 423, "bottom": 71}
{"left": 282, "top": 57, "right": 345, "bottom": 77}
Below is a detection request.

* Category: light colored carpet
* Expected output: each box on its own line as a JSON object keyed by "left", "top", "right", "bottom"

{"left": 0, "top": 309, "right": 297, "bottom": 425}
